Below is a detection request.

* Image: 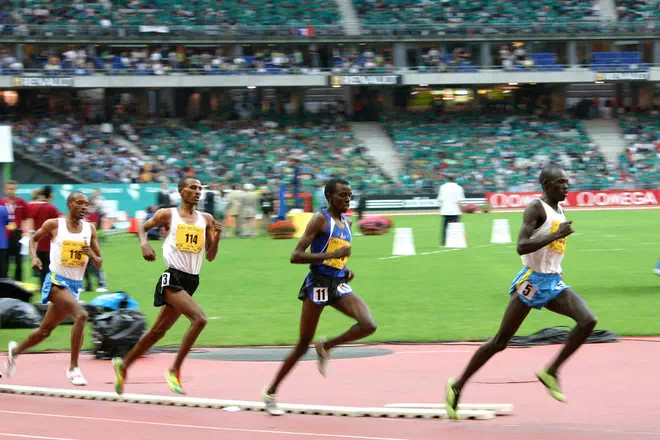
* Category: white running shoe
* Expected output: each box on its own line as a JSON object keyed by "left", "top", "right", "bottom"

{"left": 315, "top": 337, "right": 329, "bottom": 377}
{"left": 67, "top": 367, "right": 87, "bottom": 386}
{"left": 263, "top": 388, "right": 284, "bottom": 416}
{"left": 5, "top": 341, "right": 17, "bottom": 378}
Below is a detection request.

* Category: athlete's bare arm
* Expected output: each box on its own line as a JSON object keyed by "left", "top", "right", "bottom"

{"left": 138, "top": 208, "right": 172, "bottom": 261}
{"left": 203, "top": 213, "right": 221, "bottom": 262}
{"left": 83, "top": 224, "right": 103, "bottom": 268}
{"left": 516, "top": 200, "right": 574, "bottom": 256}
{"left": 290, "top": 212, "right": 351, "bottom": 264}
{"left": 29, "top": 218, "right": 58, "bottom": 271}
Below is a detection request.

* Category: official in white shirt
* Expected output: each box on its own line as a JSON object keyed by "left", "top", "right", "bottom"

{"left": 437, "top": 176, "right": 465, "bottom": 246}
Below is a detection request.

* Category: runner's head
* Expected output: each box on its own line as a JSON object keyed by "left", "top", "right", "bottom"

{"left": 324, "top": 178, "right": 352, "bottom": 214}
{"left": 539, "top": 164, "right": 569, "bottom": 202}
{"left": 178, "top": 177, "right": 202, "bottom": 206}
{"left": 67, "top": 191, "right": 90, "bottom": 220}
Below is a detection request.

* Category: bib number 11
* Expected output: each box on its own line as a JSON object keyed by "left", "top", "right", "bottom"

{"left": 313, "top": 287, "right": 328, "bottom": 303}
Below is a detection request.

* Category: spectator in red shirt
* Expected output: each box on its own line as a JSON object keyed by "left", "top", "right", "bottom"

{"left": 26, "top": 185, "right": 59, "bottom": 285}
{"left": 0, "top": 180, "right": 28, "bottom": 281}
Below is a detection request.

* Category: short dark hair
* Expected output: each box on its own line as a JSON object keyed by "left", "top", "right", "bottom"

{"left": 539, "top": 164, "right": 564, "bottom": 186}
{"left": 67, "top": 191, "right": 86, "bottom": 203}
{"left": 324, "top": 178, "right": 350, "bottom": 201}
{"left": 42, "top": 185, "right": 53, "bottom": 199}
{"left": 178, "top": 177, "right": 199, "bottom": 191}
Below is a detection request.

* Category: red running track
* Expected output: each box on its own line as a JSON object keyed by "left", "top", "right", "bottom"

{"left": 0, "top": 338, "right": 659, "bottom": 440}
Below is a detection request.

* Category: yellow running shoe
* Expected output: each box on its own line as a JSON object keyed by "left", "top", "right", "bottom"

{"left": 112, "top": 357, "right": 126, "bottom": 395}
{"left": 165, "top": 369, "right": 186, "bottom": 395}
{"left": 444, "top": 377, "right": 460, "bottom": 420}
{"left": 536, "top": 369, "right": 567, "bottom": 403}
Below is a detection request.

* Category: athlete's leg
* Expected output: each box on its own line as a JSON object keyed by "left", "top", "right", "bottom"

{"left": 453, "top": 294, "right": 531, "bottom": 392}
{"left": 121, "top": 302, "right": 182, "bottom": 371}
{"left": 543, "top": 288, "right": 597, "bottom": 376}
{"left": 47, "top": 287, "right": 89, "bottom": 370}
{"left": 163, "top": 289, "right": 207, "bottom": 373}
{"left": 324, "top": 293, "right": 377, "bottom": 351}
{"left": 266, "top": 298, "right": 324, "bottom": 395}
{"left": 11, "top": 288, "right": 71, "bottom": 357}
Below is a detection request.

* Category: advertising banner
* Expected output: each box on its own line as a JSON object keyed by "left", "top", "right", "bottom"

{"left": 16, "top": 183, "right": 176, "bottom": 218}
{"left": 485, "top": 190, "right": 660, "bottom": 209}
{"left": 13, "top": 77, "right": 74, "bottom": 88}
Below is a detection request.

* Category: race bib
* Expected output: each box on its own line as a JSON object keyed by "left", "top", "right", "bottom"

{"left": 60, "top": 240, "right": 87, "bottom": 267}
{"left": 547, "top": 220, "right": 567, "bottom": 254}
{"left": 516, "top": 280, "right": 537, "bottom": 301}
{"left": 323, "top": 237, "right": 350, "bottom": 270}
{"left": 175, "top": 224, "right": 204, "bottom": 254}
{"left": 313, "top": 287, "right": 329, "bottom": 303}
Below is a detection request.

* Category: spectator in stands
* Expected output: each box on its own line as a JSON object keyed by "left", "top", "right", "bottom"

{"left": 437, "top": 175, "right": 465, "bottom": 247}
{"left": 25, "top": 185, "right": 58, "bottom": 286}
{"left": 0, "top": 204, "right": 8, "bottom": 278}
{"left": 0, "top": 180, "right": 28, "bottom": 282}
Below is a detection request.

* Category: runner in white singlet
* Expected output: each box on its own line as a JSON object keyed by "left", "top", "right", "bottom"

{"left": 112, "top": 177, "right": 222, "bottom": 396}
{"left": 5, "top": 191, "right": 103, "bottom": 386}
{"left": 445, "top": 165, "right": 598, "bottom": 419}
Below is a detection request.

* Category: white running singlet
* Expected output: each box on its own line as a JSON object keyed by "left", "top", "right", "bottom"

{"left": 49, "top": 217, "right": 92, "bottom": 281}
{"left": 521, "top": 199, "right": 568, "bottom": 274}
{"left": 162, "top": 208, "right": 207, "bottom": 275}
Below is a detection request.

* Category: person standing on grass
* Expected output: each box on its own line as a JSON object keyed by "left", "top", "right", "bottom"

{"left": 25, "top": 185, "right": 59, "bottom": 286}
{"left": 437, "top": 175, "right": 464, "bottom": 246}
{"left": 263, "top": 178, "right": 377, "bottom": 416}
{"left": 112, "top": 177, "right": 222, "bottom": 396}
{"left": 444, "top": 165, "right": 598, "bottom": 419}
{"left": 1, "top": 180, "right": 29, "bottom": 282}
{"left": 0, "top": 204, "right": 9, "bottom": 278}
{"left": 5, "top": 192, "right": 103, "bottom": 386}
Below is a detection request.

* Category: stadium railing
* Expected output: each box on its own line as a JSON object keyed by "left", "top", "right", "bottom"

{"left": 0, "top": 21, "right": 658, "bottom": 39}
{"left": 4, "top": 64, "right": 656, "bottom": 77}
{"left": 0, "top": 24, "right": 344, "bottom": 39}
{"left": 359, "top": 21, "right": 660, "bottom": 37}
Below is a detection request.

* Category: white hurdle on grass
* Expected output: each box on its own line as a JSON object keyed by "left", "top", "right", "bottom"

{"left": 0, "top": 385, "right": 496, "bottom": 420}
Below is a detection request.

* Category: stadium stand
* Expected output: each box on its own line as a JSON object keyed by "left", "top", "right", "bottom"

{"left": 2, "top": 0, "right": 341, "bottom": 27}
{"left": 617, "top": 113, "right": 660, "bottom": 189}
{"left": 4, "top": 114, "right": 395, "bottom": 193}
{"left": 9, "top": 116, "right": 141, "bottom": 183}
{"left": 616, "top": 0, "right": 660, "bottom": 21}
{"left": 354, "top": 0, "right": 601, "bottom": 26}
{"left": 589, "top": 51, "right": 649, "bottom": 71}
{"left": 386, "top": 114, "right": 611, "bottom": 194}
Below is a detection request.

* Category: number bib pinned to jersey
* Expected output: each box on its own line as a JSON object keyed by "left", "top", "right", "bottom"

{"left": 323, "top": 237, "right": 350, "bottom": 270}
{"left": 175, "top": 224, "right": 204, "bottom": 254}
{"left": 547, "top": 220, "right": 567, "bottom": 254}
{"left": 60, "top": 240, "right": 86, "bottom": 267}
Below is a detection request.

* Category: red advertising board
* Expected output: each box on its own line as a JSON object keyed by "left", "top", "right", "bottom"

{"left": 485, "top": 190, "right": 660, "bottom": 209}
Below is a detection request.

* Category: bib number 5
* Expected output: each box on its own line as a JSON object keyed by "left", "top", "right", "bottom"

{"left": 517, "top": 280, "right": 537, "bottom": 300}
